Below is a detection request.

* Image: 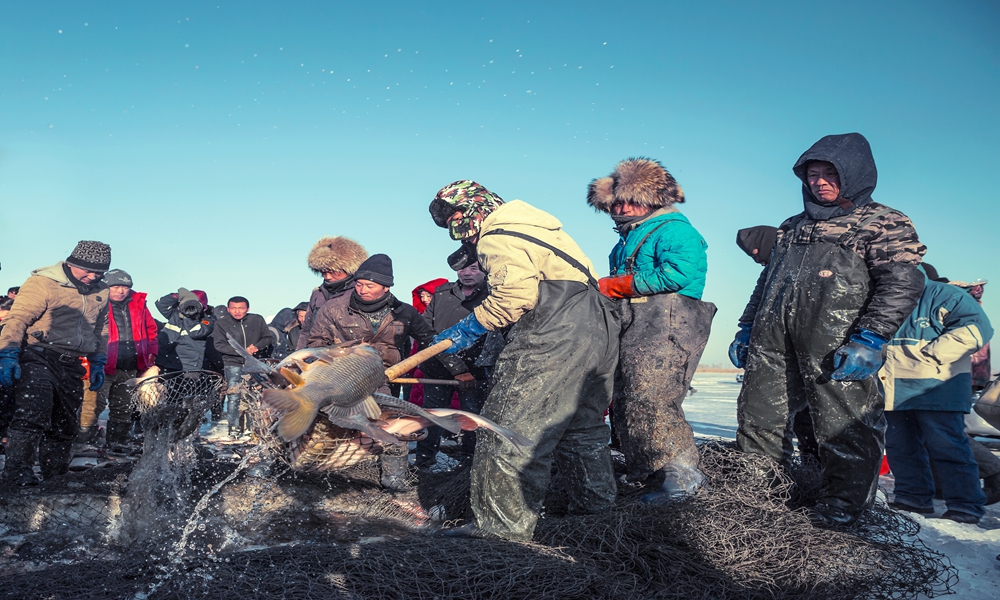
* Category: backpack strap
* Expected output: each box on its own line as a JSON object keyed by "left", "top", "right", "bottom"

{"left": 481, "top": 229, "right": 599, "bottom": 288}
{"left": 623, "top": 221, "right": 671, "bottom": 275}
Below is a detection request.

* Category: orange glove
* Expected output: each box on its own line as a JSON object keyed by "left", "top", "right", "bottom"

{"left": 598, "top": 274, "right": 637, "bottom": 299}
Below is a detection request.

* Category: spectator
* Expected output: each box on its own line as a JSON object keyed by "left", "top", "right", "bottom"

{"left": 0, "top": 241, "right": 111, "bottom": 486}
{"left": 307, "top": 254, "right": 436, "bottom": 490}
{"left": 267, "top": 307, "right": 299, "bottom": 361}
{"left": 417, "top": 264, "right": 489, "bottom": 467}
{"left": 882, "top": 266, "right": 993, "bottom": 524}
{"left": 405, "top": 278, "right": 449, "bottom": 407}
{"left": 7, "top": 287, "right": 19, "bottom": 299}
{"left": 213, "top": 296, "right": 274, "bottom": 438}
{"left": 0, "top": 297, "right": 15, "bottom": 451}
{"left": 298, "top": 236, "right": 368, "bottom": 349}
{"left": 156, "top": 288, "right": 215, "bottom": 373}
{"left": 78, "top": 269, "right": 159, "bottom": 448}
{"left": 289, "top": 301, "right": 308, "bottom": 351}
{"left": 589, "top": 158, "right": 716, "bottom": 503}
{"left": 732, "top": 133, "right": 926, "bottom": 527}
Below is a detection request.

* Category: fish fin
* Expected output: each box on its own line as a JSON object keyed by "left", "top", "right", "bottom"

{"left": 279, "top": 367, "right": 305, "bottom": 387}
{"left": 425, "top": 409, "right": 534, "bottom": 455}
{"left": 226, "top": 333, "right": 273, "bottom": 374}
{"left": 261, "top": 388, "right": 319, "bottom": 442}
{"left": 361, "top": 396, "right": 382, "bottom": 420}
{"left": 372, "top": 393, "right": 462, "bottom": 435}
{"left": 325, "top": 413, "right": 403, "bottom": 447}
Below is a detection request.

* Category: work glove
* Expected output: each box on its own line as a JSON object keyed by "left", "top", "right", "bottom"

{"left": 728, "top": 324, "right": 753, "bottom": 369}
{"left": 454, "top": 372, "right": 478, "bottom": 391}
{"left": 434, "top": 312, "right": 488, "bottom": 355}
{"left": 88, "top": 353, "right": 107, "bottom": 391}
{"left": 598, "top": 274, "right": 637, "bottom": 299}
{"left": 0, "top": 347, "right": 21, "bottom": 388}
{"left": 831, "top": 329, "right": 888, "bottom": 381}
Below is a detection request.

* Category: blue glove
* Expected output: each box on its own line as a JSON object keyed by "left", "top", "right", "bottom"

{"left": 0, "top": 347, "right": 21, "bottom": 388}
{"left": 434, "top": 312, "right": 488, "bottom": 355}
{"left": 88, "top": 353, "right": 107, "bottom": 390}
{"left": 831, "top": 329, "right": 888, "bottom": 381}
{"left": 728, "top": 324, "right": 752, "bottom": 369}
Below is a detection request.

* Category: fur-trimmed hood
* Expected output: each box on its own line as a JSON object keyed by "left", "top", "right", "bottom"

{"left": 307, "top": 236, "right": 368, "bottom": 275}
{"left": 587, "top": 157, "right": 684, "bottom": 213}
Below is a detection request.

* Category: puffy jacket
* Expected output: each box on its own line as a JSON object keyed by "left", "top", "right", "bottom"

{"left": 421, "top": 280, "right": 490, "bottom": 379}
{"left": 474, "top": 200, "right": 599, "bottom": 330}
{"left": 307, "top": 292, "right": 436, "bottom": 369}
{"left": 0, "top": 262, "right": 109, "bottom": 356}
{"left": 608, "top": 208, "right": 707, "bottom": 299}
{"left": 296, "top": 278, "right": 355, "bottom": 350}
{"left": 213, "top": 312, "right": 275, "bottom": 367}
{"left": 880, "top": 277, "right": 994, "bottom": 412}
{"left": 156, "top": 289, "right": 217, "bottom": 371}
{"left": 104, "top": 291, "right": 159, "bottom": 374}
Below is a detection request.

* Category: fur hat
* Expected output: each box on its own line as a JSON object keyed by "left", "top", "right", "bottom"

{"left": 587, "top": 157, "right": 684, "bottom": 213}
{"left": 66, "top": 240, "right": 112, "bottom": 272}
{"left": 306, "top": 236, "right": 368, "bottom": 275}
{"left": 354, "top": 254, "right": 394, "bottom": 287}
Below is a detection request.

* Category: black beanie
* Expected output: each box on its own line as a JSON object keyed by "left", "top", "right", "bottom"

{"left": 66, "top": 240, "right": 112, "bottom": 272}
{"left": 354, "top": 254, "right": 394, "bottom": 287}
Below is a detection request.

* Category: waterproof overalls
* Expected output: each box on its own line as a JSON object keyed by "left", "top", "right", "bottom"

{"left": 737, "top": 209, "right": 891, "bottom": 516}
{"left": 470, "top": 230, "right": 620, "bottom": 541}
{"left": 611, "top": 223, "right": 716, "bottom": 487}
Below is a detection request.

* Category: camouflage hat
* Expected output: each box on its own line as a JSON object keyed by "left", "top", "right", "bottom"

{"left": 428, "top": 180, "right": 504, "bottom": 241}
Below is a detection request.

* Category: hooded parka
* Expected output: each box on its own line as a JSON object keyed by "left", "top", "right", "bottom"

{"left": 736, "top": 133, "right": 926, "bottom": 518}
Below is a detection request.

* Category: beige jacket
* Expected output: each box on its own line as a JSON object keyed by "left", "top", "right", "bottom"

{"left": 474, "top": 200, "right": 598, "bottom": 330}
{"left": 0, "top": 262, "right": 109, "bottom": 356}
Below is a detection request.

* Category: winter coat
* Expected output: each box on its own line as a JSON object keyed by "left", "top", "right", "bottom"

{"left": 422, "top": 280, "right": 490, "bottom": 379}
{"left": 156, "top": 290, "right": 216, "bottom": 371}
{"left": 880, "top": 278, "right": 994, "bottom": 412}
{"left": 307, "top": 292, "right": 436, "bottom": 369}
{"left": 0, "top": 262, "right": 109, "bottom": 356}
{"left": 213, "top": 312, "right": 275, "bottom": 367}
{"left": 608, "top": 208, "right": 708, "bottom": 299}
{"left": 104, "top": 291, "right": 159, "bottom": 374}
{"left": 296, "top": 278, "right": 354, "bottom": 350}
{"left": 411, "top": 278, "right": 450, "bottom": 314}
{"left": 739, "top": 134, "right": 926, "bottom": 341}
{"left": 474, "top": 200, "right": 599, "bottom": 330}
{"left": 268, "top": 308, "right": 299, "bottom": 360}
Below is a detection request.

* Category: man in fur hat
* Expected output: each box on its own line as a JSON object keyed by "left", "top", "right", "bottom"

{"left": 297, "top": 236, "right": 368, "bottom": 350}
{"left": 429, "top": 180, "right": 620, "bottom": 541}
{"left": 589, "top": 158, "right": 716, "bottom": 503}
{"left": 0, "top": 241, "right": 111, "bottom": 486}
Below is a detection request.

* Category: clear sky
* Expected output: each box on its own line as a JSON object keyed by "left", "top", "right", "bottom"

{"left": 1, "top": 1, "right": 997, "bottom": 366}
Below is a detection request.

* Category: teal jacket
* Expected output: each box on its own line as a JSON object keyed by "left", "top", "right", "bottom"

{"left": 609, "top": 209, "right": 708, "bottom": 299}
{"left": 880, "top": 277, "right": 993, "bottom": 412}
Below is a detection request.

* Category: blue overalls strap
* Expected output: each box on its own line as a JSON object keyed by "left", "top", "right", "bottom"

{"left": 481, "top": 229, "right": 599, "bottom": 289}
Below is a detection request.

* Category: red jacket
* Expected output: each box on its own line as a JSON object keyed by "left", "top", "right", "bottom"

{"left": 106, "top": 291, "right": 159, "bottom": 374}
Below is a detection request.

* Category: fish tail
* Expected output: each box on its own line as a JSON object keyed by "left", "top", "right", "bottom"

{"left": 262, "top": 388, "right": 319, "bottom": 441}
{"left": 425, "top": 409, "right": 534, "bottom": 455}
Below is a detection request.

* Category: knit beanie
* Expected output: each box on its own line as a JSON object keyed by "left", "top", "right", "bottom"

{"left": 104, "top": 269, "right": 133, "bottom": 288}
{"left": 354, "top": 254, "right": 394, "bottom": 287}
{"left": 429, "top": 180, "right": 504, "bottom": 241}
{"left": 66, "top": 240, "right": 112, "bottom": 272}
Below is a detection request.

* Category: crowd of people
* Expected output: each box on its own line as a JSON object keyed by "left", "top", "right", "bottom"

{"left": 0, "top": 132, "right": 995, "bottom": 538}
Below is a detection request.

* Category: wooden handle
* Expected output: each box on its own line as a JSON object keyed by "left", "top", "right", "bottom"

{"left": 391, "top": 378, "right": 460, "bottom": 386}
{"left": 384, "top": 339, "right": 453, "bottom": 381}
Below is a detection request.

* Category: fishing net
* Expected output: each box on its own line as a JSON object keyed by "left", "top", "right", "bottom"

{"left": 1, "top": 439, "right": 958, "bottom": 599}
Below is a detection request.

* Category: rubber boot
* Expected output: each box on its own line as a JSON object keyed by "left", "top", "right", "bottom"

{"left": 75, "top": 426, "right": 93, "bottom": 445}
{"left": 3, "top": 431, "right": 40, "bottom": 486}
{"left": 106, "top": 421, "right": 131, "bottom": 445}
{"left": 39, "top": 439, "right": 73, "bottom": 480}
{"left": 380, "top": 452, "right": 410, "bottom": 492}
{"left": 984, "top": 473, "right": 1000, "bottom": 506}
{"left": 640, "top": 464, "right": 706, "bottom": 505}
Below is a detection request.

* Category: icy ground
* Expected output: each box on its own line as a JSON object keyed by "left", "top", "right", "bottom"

{"left": 688, "top": 372, "right": 1000, "bottom": 600}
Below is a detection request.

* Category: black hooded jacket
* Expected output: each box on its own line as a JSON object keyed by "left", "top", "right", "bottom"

{"left": 739, "top": 133, "right": 926, "bottom": 340}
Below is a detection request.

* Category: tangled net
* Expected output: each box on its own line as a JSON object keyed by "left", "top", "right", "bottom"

{"left": 0, "top": 440, "right": 957, "bottom": 600}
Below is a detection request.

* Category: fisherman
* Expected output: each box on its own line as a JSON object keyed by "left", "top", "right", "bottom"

{"left": 297, "top": 236, "right": 368, "bottom": 349}
{"left": 416, "top": 260, "right": 490, "bottom": 467}
{"left": 307, "top": 253, "right": 438, "bottom": 490}
{"left": 429, "top": 180, "right": 619, "bottom": 541}
{"left": 881, "top": 264, "right": 992, "bottom": 524}
{"left": 0, "top": 241, "right": 111, "bottom": 486}
{"left": 213, "top": 296, "right": 275, "bottom": 439}
{"left": 588, "top": 158, "right": 716, "bottom": 502}
{"left": 731, "top": 133, "right": 926, "bottom": 526}
{"left": 77, "top": 269, "right": 159, "bottom": 449}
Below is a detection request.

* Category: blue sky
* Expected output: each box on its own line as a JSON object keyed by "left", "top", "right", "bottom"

{"left": 1, "top": 1, "right": 997, "bottom": 366}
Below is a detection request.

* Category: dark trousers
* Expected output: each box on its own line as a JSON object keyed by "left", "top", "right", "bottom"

{"left": 224, "top": 365, "right": 243, "bottom": 430}
{"left": 415, "top": 381, "right": 486, "bottom": 462}
{"left": 886, "top": 410, "right": 986, "bottom": 518}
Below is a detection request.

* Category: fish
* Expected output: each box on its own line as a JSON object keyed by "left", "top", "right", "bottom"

{"left": 377, "top": 408, "right": 533, "bottom": 454}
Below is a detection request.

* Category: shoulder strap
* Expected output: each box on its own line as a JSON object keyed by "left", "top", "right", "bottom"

{"left": 837, "top": 207, "right": 893, "bottom": 246}
{"left": 623, "top": 221, "right": 671, "bottom": 275}
{"left": 481, "top": 229, "right": 599, "bottom": 288}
